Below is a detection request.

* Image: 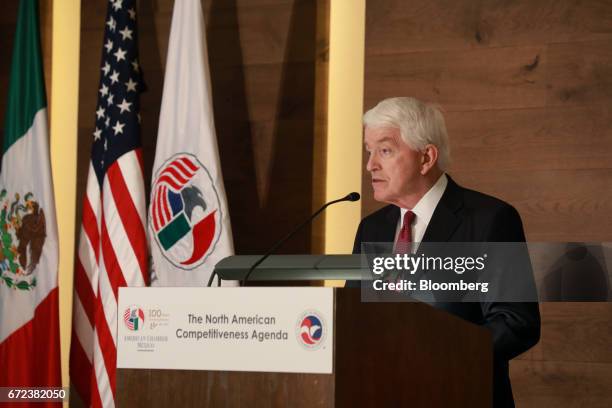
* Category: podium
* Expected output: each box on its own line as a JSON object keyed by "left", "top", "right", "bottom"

{"left": 117, "top": 256, "right": 492, "bottom": 407}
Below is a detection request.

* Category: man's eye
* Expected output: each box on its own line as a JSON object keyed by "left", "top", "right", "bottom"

{"left": 381, "top": 148, "right": 392, "bottom": 155}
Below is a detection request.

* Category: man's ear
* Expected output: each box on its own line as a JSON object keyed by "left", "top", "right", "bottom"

{"left": 420, "top": 144, "right": 439, "bottom": 175}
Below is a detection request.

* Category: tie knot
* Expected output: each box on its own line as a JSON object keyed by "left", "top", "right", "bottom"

{"left": 403, "top": 211, "right": 415, "bottom": 228}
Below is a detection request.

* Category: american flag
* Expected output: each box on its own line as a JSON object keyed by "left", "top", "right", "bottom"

{"left": 70, "top": 1, "right": 147, "bottom": 407}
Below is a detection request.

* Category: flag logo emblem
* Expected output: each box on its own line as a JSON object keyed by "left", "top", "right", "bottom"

{"left": 0, "top": 189, "right": 46, "bottom": 291}
{"left": 297, "top": 312, "right": 325, "bottom": 349}
{"left": 150, "top": 153, "right": 222, "bottom": 270}
{"left": 123, "top": 306, "right": 145, "bottom": 331}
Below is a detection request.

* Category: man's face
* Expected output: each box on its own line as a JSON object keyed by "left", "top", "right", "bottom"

{"left": 364, "top": 126, "right": 423, "bottom": 205}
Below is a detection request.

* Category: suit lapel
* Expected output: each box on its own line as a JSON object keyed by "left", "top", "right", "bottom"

{"left": 421, "top": 175, "right": 463, "bottom": 243}
{"left": 381, "top": 205, "right": 400, "bottom": 242}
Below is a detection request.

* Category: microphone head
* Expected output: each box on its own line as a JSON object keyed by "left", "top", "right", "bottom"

{"left": 346, "top": 192, "right": 361, "bottom": 202}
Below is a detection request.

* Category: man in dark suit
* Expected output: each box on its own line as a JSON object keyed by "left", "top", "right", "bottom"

{"left": 351, "top": 97, "right": 540, "bottom": 407}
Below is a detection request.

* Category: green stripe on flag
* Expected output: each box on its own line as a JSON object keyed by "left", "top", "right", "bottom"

{"left": 158, "top": 213, "right": 191, "bottom": 250}
{"left": 3, "top": 0, "right": 47, "bottom": 155}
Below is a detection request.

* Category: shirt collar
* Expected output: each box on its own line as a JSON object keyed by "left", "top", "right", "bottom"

{"left": 401, "top": 173, "right": 448, "bottom": 225}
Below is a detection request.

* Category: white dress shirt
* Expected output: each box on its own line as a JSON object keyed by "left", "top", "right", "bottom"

{"left": 394, "top": 173, "right": 448, "bottom": 252}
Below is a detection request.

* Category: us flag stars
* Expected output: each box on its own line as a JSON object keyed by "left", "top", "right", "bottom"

{"left": 117, "top": 98, "right": 132, "bottom": 113}
{"left": 125, "top": 77, "right": 137, "bottom": 92}
{"left": 112, "top": 121, "right": 125, "bottom": 135}
{"left": 91, "top": 0, "right": 144, "bottom": 184}
{"left": 119, "top": 26, "right": 133, "bottom": 40}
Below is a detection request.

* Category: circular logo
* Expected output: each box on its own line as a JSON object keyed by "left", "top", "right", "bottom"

{"left": 123, "top": 306, "right": 145, "bottom": 331}
{"left": 296, "top": 312, "right": 325, "bottom": 349}
{"left": 149, "top": 153, "right": 223, "bottom": 270}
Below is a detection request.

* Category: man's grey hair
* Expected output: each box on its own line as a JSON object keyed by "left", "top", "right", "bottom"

{"left": 363, "top": 97, "right": 450, "bottom": 172}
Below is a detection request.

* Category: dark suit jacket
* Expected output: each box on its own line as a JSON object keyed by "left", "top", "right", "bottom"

{"left": 351, "top": 176, "right": 540, "bottom": 408}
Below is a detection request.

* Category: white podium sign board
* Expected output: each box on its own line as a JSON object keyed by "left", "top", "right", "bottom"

{"left": 117, "top": 287, "right": 333, "bottom": 374}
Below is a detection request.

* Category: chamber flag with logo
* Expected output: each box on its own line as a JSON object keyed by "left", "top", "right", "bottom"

{"left": 69, "top": 1, "right": 147, "bottom": 407}
{"left": 149, "top": 0, "right": 234, "bottom": 286}
{"left": 0, "top": 0, "right": 61, "bottom": 401}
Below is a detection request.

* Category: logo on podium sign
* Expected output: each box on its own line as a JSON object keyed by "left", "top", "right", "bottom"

{"left": 124, "top": 306, "right": 145, "bottom": 331}
{"left": 297, "top": 311, "right": 326, "bottom": 350}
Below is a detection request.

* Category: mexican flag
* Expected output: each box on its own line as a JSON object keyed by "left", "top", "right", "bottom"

{"left": 0, "top": 0, "right": 61, "bottom": 399}
{"left": 149, "top": 0, "right": 234, "bottom": 287}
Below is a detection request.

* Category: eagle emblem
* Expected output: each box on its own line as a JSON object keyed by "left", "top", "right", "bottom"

{"left": 150, "top": 153, "right": 222, "bottom": 270}
{"left": 0, "top": 190, "right": 46, "bottom": 290}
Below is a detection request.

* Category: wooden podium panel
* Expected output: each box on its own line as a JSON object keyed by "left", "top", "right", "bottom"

{"left": 118, "top": 369, "right": 334, "bottom": 407}
{"left": 334, "top": 289, "right": 491, "bottom": 407}
{"left": 117, "top": 289, "right": 491, "bottom": 407}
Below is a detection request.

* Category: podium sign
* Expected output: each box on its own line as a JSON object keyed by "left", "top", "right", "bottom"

{"left": 117, "top": 287, "right": 333, "bottom": 374}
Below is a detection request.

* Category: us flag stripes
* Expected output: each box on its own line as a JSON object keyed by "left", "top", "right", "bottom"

{"left": 69, "top": 1, "right": 147, "bottom": 407}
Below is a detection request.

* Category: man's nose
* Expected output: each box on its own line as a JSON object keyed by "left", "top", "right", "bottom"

{"left": 366, "top": 153, "right": 379, "bottom": 172}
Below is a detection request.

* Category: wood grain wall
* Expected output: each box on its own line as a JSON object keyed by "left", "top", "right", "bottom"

{"left": 76, "top": 0, "right": 329, "bottom": 263}
{"left": 363, "top": 0, "right": 612, "bottom": 406}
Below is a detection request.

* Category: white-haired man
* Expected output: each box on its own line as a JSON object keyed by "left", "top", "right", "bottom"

{"left": 351, "top": 97, "right": 540, "bottom": 408}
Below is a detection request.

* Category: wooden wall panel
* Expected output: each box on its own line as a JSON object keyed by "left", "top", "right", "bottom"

{"left": 364, "top": 0, "right": 612, "bottom": 406}
{"left": 205, "top": 0, "right": 320, "bottom": 66}
{"left": 510, "top": 360, "right": 612, "bottom": 408}
{"left": 455, "top": 169, "right": 612, "bottom": 242}
{"left": 518, "top": 303, "right": 612, "bottom": 363}
{"left": 447, "top": 106, "right": 612, "bottom": 172}
{"left": 366, "top": 0, "right": 612, "bottom": 55}
{"left": 364, "top": 46, "right": 547, "bottom": 112}
{"left": 547, "top": 40, "right": 612, "bottom": 106}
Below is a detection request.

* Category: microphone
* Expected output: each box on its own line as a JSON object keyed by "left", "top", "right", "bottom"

{"left": 206, "top": 192, "right": 360, "bottom": 287}
{"left": 345, "top": 192, "right": 360, "bottom": 202}
{"left": 237, "top": 192, "right": 361, "bottom": 286}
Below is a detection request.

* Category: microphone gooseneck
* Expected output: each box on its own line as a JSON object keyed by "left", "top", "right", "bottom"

{"left": 240, "top": 192, "right": 361, "bottom": 286}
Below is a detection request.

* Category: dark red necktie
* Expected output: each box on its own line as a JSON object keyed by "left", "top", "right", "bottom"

{"left": 395, "top": 210, "right": 415, "bottom": 254}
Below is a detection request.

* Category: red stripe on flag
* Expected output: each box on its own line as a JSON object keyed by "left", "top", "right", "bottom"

{"left": 82, "top": 196, "right": 100, "bottom": 263}
{"left": 162, "top": 185, "right": 172, "bottom": 222}
{"left": 161, "top": 185, "right": 169, "bottom": 224}
{"left": 156, "top": 185, "right": 165, "bottom": 227}
{"left": 169, "top": 159, "right": 196, "bottom": 179}
{"left": 69, "top": 327, "right": 93, "bottom": 407}
{"left": 135, "top": 147, "right": 144, "bottom": 176}
{"left": 152, "top": 187, "right": 160, "bottom": 230}
{"left": 158, "top": 174, "right": 181, "bottom": 190}
{"left": 100, "top": 217, "right": 128, "bottom": 300}
{"left": 161, "top": 165, "right": 190, "bottom": 185}
{"left": 107, "top": 162, "right": 148, "bottom": 282}
{"left": 75, "top": 258, "right": 96, "bottom": 325}
{"left": 89, "top": 367, "right": 104, "bottom": 408}
{"left": 178, "top": 156, "right": 199, "bottom": 172}
{"left": 159, "top": 185, "right": 172, "bottom": 226}
{"left": 92, "top": 292, "right": 117, "bottom": 400}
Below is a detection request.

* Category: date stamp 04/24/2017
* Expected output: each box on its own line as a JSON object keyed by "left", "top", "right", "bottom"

{"left": 0, "top": 387, "right": 69, "bottom": 402}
